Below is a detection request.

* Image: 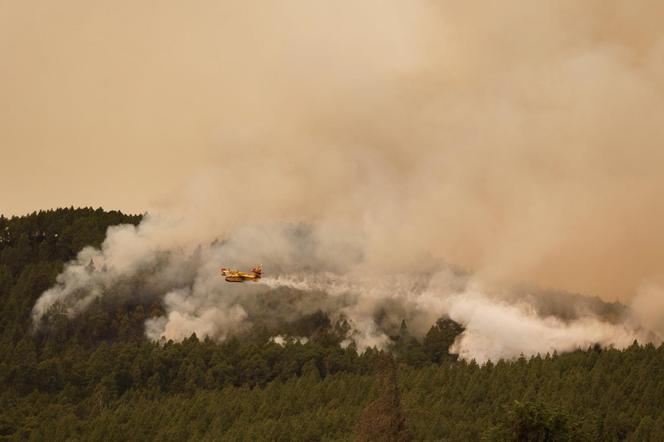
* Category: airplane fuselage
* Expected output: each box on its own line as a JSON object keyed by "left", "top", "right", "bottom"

{"left": 221, "top": 267, "right": 262, "bottom": 282}
{"left": 225, "top": 272, "right": 260, "bottom": 282}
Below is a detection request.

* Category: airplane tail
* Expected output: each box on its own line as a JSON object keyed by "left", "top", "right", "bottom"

{"left": 251, "top": 265, "right": 262, "bottom": 275}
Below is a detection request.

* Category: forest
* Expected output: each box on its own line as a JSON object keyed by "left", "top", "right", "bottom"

{"left": 1, "top": 208, "right": 663, "bottom": 441}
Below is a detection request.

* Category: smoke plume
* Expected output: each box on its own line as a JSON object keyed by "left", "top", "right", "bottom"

{"left": 32, "top": 219, "right": 659, "bottom": 362}
{"left": 23, "top": 1, "right": 664, "bottom": 361}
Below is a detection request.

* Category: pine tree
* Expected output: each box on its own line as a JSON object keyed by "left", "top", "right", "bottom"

{"left": 353, "top": 357, "right": 411, "bottom": 442}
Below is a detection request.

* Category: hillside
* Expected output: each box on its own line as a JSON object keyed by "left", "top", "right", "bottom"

{"left": 1, "top": 209, "right": 663, "bottom": 441}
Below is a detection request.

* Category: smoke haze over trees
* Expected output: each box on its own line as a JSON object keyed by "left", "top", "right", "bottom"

{"left": 1, "top": 208, "right": 664, "bottom": 440}
{"left": 28, "top": 208, "right": 661, "bottom": 363}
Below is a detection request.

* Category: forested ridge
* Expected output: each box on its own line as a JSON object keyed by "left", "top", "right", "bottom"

{"left": 1, "top": 208, "right": 663, "bottom": 441}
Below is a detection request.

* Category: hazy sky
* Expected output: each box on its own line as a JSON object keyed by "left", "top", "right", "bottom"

{"left": 3, "top": 1, "right": 664, "bottom": 300}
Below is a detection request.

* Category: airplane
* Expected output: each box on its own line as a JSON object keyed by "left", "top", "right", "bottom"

{"left": 220, "top": 265, "right": 262, "bottom": 282}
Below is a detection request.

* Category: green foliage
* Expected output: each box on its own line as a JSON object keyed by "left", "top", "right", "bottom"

{"left": 0, "top": 208, "right": 141, "bottom": 347}
{"left": 0, "top": 208, "right": 663, "bottom": 441}
{"left": 423, "top": 317, "right": 465, "bottom": 363}
{"left": 484, "top": 400, "right": 588, "bottom": 441}
{"left": 353, "top": 357, "right": 411, "bottom": 442}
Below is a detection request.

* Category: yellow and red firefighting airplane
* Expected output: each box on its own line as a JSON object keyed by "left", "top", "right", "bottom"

{"left": 220, "top": 265, "right": 262, "bottom": 282}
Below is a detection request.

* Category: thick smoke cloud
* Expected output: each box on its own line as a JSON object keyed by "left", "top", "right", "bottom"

{"left": 32, "top": 219, "right": 658, "bottom": 362}
{"left": 27, "top": 1, "right": 664, "bottom": 360}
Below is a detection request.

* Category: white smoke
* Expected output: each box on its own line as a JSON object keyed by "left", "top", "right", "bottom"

{"left": 31, "top": 215, "right": 662, "bottom": 361}
{"left": 630, "top": 282, "right": 664, "bottom": 339}
{"left": 270, "top": 335, "right": 309, "bottom": 346}
{"left": 444, "top": 292, "right": 648, "bottom": 363}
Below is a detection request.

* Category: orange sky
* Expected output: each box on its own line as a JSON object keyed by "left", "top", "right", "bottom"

{"left": 2, "top": 1, "right": 664, "bottom": 300}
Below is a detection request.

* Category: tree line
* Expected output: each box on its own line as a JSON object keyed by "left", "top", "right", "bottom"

{"left": 1, "top": 208, "right": 663, "bottom": 441}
